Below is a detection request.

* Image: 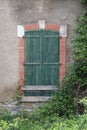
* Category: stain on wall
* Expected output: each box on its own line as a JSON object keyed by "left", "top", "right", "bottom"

{"left": 0, "top": 0, "right": 83, "bottom": 101}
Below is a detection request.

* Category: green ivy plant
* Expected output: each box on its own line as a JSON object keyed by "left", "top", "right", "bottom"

{"left": 72, "top": 14, "right": 87, "bottom": 89}
{"left": 80, "top": 0, "right": 87, "bottom": 4}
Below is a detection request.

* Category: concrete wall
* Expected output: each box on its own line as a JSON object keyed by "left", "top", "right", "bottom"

{"left": 0, "top": 0, "right": 83, "bottom": 101}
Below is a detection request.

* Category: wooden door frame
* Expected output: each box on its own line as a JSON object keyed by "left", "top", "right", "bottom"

{"left": 18, "top": 23, "right": 66, "bottom": 87}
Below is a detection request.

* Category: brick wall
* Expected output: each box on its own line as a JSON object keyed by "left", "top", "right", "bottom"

{"left": 19, "top": 23, "right": 66, "bottom": 86}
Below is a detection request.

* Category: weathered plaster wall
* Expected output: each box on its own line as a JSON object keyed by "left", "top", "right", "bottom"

{"left": 0, "top": 0, "right": 18, "bottom": 101}
{"left": 0, "top": 0, "right": 83, "bottom": 101}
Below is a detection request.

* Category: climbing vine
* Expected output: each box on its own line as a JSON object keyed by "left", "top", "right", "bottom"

{"left": 80, "top": 0, "right": 87, "bottom": 4}
{"left": 72, "top": 11, "right": 87, "bottom": 89}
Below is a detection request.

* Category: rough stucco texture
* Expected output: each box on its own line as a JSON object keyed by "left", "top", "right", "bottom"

{"left": 0, "top": 0, "right": 83, "bottom": 101}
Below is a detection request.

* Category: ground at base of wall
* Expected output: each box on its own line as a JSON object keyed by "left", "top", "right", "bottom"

{"left": 0, "top": 101, "right": 43, "bottom": 115}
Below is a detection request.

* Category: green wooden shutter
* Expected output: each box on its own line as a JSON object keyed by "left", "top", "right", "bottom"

{"left": 24, "top": 31, "right": 42, "bottom": 85}
{"left": 24, "top": 30, "right": 59, "bottom": 86}
{"left": 43, "top": 30, "right": 60, "bottom": 85}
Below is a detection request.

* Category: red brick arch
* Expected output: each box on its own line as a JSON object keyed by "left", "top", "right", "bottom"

{"left": 19, "top": 23, "right": 66, "bottom": 86}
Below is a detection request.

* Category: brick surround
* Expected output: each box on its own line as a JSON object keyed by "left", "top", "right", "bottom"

{"left": 19, "top": 23, "right": 66, "bottom": 86}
